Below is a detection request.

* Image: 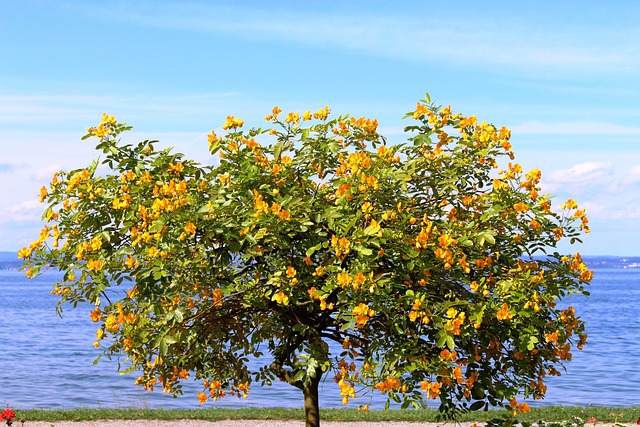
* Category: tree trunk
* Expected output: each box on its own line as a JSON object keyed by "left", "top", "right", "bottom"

{"left": 302, "top": 372, "right": 321, "bottom": 427}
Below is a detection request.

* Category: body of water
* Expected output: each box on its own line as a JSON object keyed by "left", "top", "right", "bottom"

{"left": 1, "top": 268, "right": 639, "bottom": 409}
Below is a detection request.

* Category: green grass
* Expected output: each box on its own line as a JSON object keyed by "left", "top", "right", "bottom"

{"left": 10, "top": 406, "right": 640, "bottom": 423}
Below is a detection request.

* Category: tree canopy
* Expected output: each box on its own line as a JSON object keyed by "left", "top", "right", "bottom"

{"left": 21, "top": 95, "right": 592, "bottom": 427}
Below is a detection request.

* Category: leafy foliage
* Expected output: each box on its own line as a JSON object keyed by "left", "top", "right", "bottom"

{"left": 21, "top": 96, "right": 592, "bottom": 420}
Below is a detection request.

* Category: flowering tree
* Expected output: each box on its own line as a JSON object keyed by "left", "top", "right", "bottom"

{"left": 21, "top": 95, "right": 592, "bottom": 427}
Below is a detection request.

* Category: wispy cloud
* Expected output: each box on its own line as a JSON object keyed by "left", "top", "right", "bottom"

{"left": 538, "top": 161, "right": 640, "bottom": 225}
{"left": 622, "top": 164, "right": 640, "bottom": 186}
{"left": 511, "top": 121, "right": 640, "bottom": 135}
{"left": 581, "top": 200, "right": 640, "bottom": 222}
{"left": 82, "top": 1, "right": 640, "bottom": 76}
{"left": 546, "top": 162, "right": 614, "bottom": 184}
{"left": 0, "top": 199, "right": 41, "bottom": 225}
{"left": 0, "top": 92, "right": 246, "bottom": 129}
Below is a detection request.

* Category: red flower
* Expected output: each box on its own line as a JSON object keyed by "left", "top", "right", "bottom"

{"left": 0, "top": 408, "right": 15, "bottom": 420}
{"left": 588, "top": 418, "right": 596, "bottom": 424}
{"left": 636, "top": 417, "right": 640, "bottom": 425}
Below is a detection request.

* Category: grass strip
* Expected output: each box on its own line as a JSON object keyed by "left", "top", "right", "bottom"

{"left": 11, "top": 407, "right": 640, "bottom": 423}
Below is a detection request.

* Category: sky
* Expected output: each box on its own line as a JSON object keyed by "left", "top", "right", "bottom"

{"left": 1, "top": 1, "right": 639, "bottom": 256}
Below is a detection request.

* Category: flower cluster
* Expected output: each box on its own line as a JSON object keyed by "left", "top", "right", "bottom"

{"left": 1, "top": 408, "right": 16, "bottom": 426}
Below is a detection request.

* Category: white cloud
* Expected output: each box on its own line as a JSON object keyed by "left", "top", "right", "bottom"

{"left": 510, "top": 121, "right": 640, "bottom": 135}
{"left": 0, "top": 199, "right": 41, "bottom": 225}
{"left": 0, "top": 92, "right": 246, "bottom": 129}
{"left": 622, "top": 164, "right": 640, "bottom": 185}
{"left": 545, "top": 162, "right": 613, "bottom": 185}
{"left": 34, "top": 164, "right": 64, "bottom": 181}
{"left": 581, "top": 200, "right": 640, "bottom": 222}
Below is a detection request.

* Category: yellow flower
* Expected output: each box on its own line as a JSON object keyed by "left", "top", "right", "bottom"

{"left": 207, "top": 130, "right": 221, "bottom": 146}
{"left": 219, "top": 173, "right": 231, "bottom": 186}
{"left": 90, "top": 308, "right": 102, "bottom": 322}
{"left": 17, "top": 247, "right": 32, "bottom": 259}
{"left": 561, "top": 199, "right": 578, "bottom": 210}
{"left": 278, "top": 209, "right": 291, "bottom": 221}
{"left": 273, "top": 291, "right": 289, "bottom": 305}
{"left": 39, "top": 186, "right": 48, "bottom": 203}
{"left": 270, "top": 203, "right": 282, "bottom": 215}
{"left": 331, "top": 235, "right": 351, "bottom": 257}
{"left": 184, "top": 222, "right": 197, "bottom": 235}
{"left": 168, "top": 162, "right": 184, "bottom": 174}
{"left": 101, "top": 113, "right": 116, "bottom": 125}
{"left": 86, "top": 259, "right": 105, "bottom": 271}
{"left": 420, "top": 381, "right": 441, "bottom": 399}
{"left": 513, "top": 202, "right": 529, "bottom": 213}
{"left": 493, "top": 178, "right": 509, "bottom": 191}
{"left": 91, "top": 236, "right": 102, "bottom": 251}
{"left": 353, "top": 272, "right": 366, "bottom": 287}
{"left": 286, "top": 266, "right": 297, "bottom": 278}
{"left": 545, "top": 331, "right": 559, "bottom": 343}
{"left": 437, "top": 234, "right": 457, "bottom": 248}
{"left": 525, "top": 168, "right": 541, "bottom": 183}
{"left": 254, "top": 193, "right": 269, "bottom": 217}
{"left": 496, "top": 302, "right": 515, "bottom": 321}
{"left": 353, "top": 303, "right": 375, "bottom": 328}
{"left": 105, "top": 313, "right": 119, "bottom": 332}
{"left": 337, "top": 272, "right": 351, "bottom": 287}
{"left": 222, "top": 115, "right": 244, "bottom": 130}
{"left": 285, "top": 112, "right": 299, "bottom": 124}
{"left": 313, "top": 105, "right": 330, "bottom": 120}
{"left": 338, "top": 378, "right": 356, "bottom": 404}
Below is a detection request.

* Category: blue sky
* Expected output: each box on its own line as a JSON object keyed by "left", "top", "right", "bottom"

{"left": 1, "top": 1, "right": 639, "bottom": 255}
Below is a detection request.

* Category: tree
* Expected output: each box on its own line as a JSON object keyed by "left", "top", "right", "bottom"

{"left": 21, "top": 95, "right": 592, "bottom": 427}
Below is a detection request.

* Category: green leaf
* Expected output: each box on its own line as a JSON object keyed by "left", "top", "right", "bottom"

{"left": 436, "top": 331, "right": 447, "bottom": 348}
{"left": 470, "top": 400, "right": 485, "bottom": 411}
{"left": 163, "top": 334, "right": 177, "bottom": 345}
{"left": 446, "top": 335, "right": 455, "bottom": 350}
{"left": 293, "top": 369, "right": 305, "bottom": 382}
{"left": 149, "top": 220, "right": 165, "bottom": 233}
{"left": 273, "top": 143, "right": 282, "bottom": 160}
{"left": 306, "top": 244, "right": 321, "bottom": 257}
{"left": 356, "top": 246, "right": 373, "bottom": 256}
{"left": 484, "top": 233, "right": 496, "bottom": 245}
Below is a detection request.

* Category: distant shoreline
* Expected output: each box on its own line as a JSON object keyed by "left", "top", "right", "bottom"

{"left": 2, "top": 252, "right": 640, "bottom": 271}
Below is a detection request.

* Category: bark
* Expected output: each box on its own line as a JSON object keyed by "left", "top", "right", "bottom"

{"left": 302, "top": 371, "right": 321, "bottom": 427}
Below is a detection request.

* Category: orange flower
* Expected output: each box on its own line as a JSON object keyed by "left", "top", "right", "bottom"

{"left": 278, "top": 209, "right": 291, "bottom": 221}
{"left": 496, "top": 302, "right": 515, "bottom": 321}
{"left": 184, "top": 222, "right": 197, "bottom": 235}
{"left": 286, "top": 266, "right": 297, "bottom": 278}
{"left": 273, "top": 291, "right": 289, "bottom": 305}
{"left": 222, "top": 115, "right": 244, "bottom": 130}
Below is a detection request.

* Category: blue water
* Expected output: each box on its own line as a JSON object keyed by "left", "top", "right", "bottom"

{"left": 1, "top": 268, "right": 639, "bottom": 409}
